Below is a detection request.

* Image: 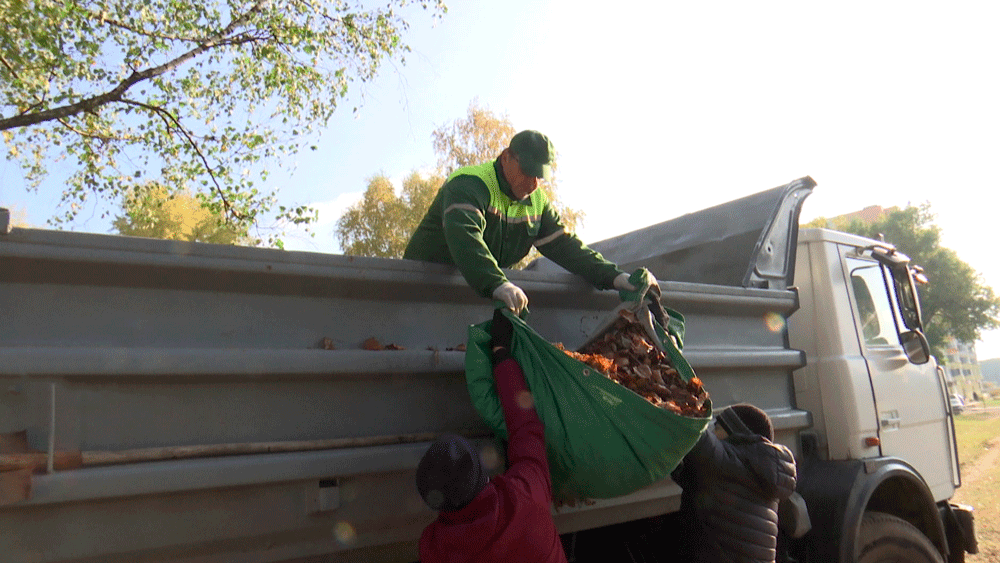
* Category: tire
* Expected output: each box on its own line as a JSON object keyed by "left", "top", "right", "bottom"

{"left": 857, "top": 511, "right": 945, "bottom": 563}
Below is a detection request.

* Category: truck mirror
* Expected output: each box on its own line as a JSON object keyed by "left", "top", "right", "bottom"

{"left": 900, "top": 330, "right": 930, "bottom": 365}
{"left": 869, "top": 243, "right": 909, "bottom": 268}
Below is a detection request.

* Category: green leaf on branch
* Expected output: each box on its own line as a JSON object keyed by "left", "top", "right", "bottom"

{"left": 1, "top": 0, "right": 448, "bottom": 244}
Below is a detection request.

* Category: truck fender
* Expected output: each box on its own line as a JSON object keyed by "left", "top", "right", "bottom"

{"left": 795, "top": 457, "right": 947, "bottom": 563}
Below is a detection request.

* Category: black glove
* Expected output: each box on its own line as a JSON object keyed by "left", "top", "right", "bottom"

{"left": 490, "top": 307, "right": 514, "bottom": 363}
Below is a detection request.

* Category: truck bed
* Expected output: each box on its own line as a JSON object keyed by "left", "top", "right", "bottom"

{"left": 0, "top": 179, "right": 813, "bottom": 562}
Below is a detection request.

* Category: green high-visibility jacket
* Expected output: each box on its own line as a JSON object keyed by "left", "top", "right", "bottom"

{"left": 403, "top": 159, "right": 623, "bottom": 298}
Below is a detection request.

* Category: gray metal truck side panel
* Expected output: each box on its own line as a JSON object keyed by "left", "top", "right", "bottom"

{"left": 0, "top": 189, "right": 809, "bottom": 562}
{"left": 528, "top": 177, "right": 815, "bottom": 290}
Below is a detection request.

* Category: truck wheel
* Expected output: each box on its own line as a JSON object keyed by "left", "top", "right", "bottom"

{"left": 857, "top": 511, "right": 944, "bottom": 563}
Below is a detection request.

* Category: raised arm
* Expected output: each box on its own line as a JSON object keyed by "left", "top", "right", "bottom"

{"left": 534, "top": 203, "right": 624, "bottom": 290}
{"left": 489, "top": 309, "right": 552, "bottom": 503}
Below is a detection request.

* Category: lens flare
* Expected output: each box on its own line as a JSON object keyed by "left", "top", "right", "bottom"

{"left": 480, "top": 443, "right": 501, "bottom": 471}
{"left": 334, "top": 521, "right": 357, "bottom": 546}
{"left": 516, "top": 390, "right": 534, "bottom": 410}
{"left": 764, "top": 312, "right": 786, "bottom": 333}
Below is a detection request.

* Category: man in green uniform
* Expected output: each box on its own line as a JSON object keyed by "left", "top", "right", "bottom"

{"left": 404, "top": 130, "right": 635, "bottom": 313}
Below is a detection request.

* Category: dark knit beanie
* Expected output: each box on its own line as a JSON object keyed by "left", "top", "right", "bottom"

{"left": 416, "top": 434, "right": 489, "bottom": 512}
{"left": 717, "top": 403, "right": 774, "bottom": 441}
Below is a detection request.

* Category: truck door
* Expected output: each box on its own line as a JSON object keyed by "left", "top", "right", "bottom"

{"left": 845, "top": 255, "right": 957, "bottom": 500}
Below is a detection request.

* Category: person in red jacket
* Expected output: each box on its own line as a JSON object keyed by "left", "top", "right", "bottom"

{"left": 415, "top": 308, "right": 567, "bottom": 563}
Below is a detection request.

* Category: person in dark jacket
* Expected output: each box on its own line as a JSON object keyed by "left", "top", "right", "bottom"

{"left": 671, "top": 403, "right": 798, "bottom": 563}
{"left": 415, "top": 308, "right": 567, "bottom": 563}
{"left": 403, "top": 130, "right": 635, "bottom": 315}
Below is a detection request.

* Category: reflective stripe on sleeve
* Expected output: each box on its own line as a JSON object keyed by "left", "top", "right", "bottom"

{"left": 534, "top": 229, "right": 565, "bottom": 247}
{"left": 486, "top": 205, "right": 541, "bottom": 224}
{"left": 444, "top": 203, "right": 484, "bottom": 218}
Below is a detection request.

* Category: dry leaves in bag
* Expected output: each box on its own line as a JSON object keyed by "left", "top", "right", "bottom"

{"left": 558, "top": 309, "right": 710, "bottom": 417}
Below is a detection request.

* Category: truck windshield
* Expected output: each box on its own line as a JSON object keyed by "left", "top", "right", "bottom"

{"left": 848, "top": 260, "right": 899, "bottom": 346}
{"left": 892, "top": 268, "right": 923, "bottom": 331}
{"left": 866, "top": 245, "right": 924, "bottom": 331}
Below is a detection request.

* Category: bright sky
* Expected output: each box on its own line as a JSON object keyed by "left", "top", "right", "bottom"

{"left": 2, "top": 1, "right": 998, "bottom": 359}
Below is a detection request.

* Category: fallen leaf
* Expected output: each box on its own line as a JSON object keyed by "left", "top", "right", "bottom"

{"left": 562, "top": 313, "right": 710, "bottom": 418}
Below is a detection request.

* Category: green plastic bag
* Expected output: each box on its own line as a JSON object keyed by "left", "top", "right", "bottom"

{"left": 466, "top": 271, "right": 711, "bottom": 502}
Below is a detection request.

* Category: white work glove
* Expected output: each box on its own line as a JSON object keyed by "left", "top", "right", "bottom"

{"left": 613, "top": 272, "right": 636, "bottom": 292}
{"left": 492, "top": 282, "right": 528, "bottom": 315}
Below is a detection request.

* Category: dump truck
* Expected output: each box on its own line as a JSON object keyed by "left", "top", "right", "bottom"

{"left": 0, "top": 177, "right": 976, "bottom": 562}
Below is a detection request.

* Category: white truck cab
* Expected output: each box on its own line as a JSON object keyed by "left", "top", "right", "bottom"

{"left": 789, "top": 228, "right": 970, "bottom": 562}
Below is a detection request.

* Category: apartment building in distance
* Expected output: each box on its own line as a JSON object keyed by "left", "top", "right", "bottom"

{"left": 942, "top": 335, "right": 985, "bottom": 401}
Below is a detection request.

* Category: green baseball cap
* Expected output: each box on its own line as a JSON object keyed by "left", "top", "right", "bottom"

{"left": 509, "top": 130, "right": 554, "bottom": 181}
